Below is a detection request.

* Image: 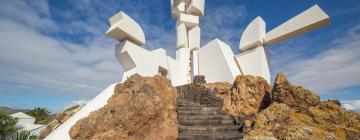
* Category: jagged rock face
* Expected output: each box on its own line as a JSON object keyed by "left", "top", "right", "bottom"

{"left": 244, "top": 73, "right": 360, "bottom": 140}
{"left": 245, "top": 101, "right": 360, "bottom": 140}
{"left": 69, "top": 74, "right": 178, "bottom": 140}
{"left": 206, "top": 75, "right": 272, "bottom": 117}
{"left": 38, "top": 105, "right": 82, "bottom": 139}
{"left": 272, "top": 72, "right": 320, "bottom": 109}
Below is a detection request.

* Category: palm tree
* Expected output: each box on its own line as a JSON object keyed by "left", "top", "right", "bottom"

{"left": 0, "top": 112, "right": 18, "bottom": 139}
{"left": 26, "top": 107, "right": 50, "bottom": 123}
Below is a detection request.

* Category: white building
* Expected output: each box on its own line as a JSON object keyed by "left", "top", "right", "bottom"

{"left": 10, "top": 112, "right": 45, "bottom": 136}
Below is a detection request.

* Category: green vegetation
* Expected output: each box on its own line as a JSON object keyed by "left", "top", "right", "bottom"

{"left": 64, "top": 105, "right": 80, "bottom": 112}
{"left": 37, "top": 116, "right": 54, "bottom": 125}
{"left": 11, "top": 130, "right": 30, "bottom": 140}
{"left": 0, "top": 112, "right": 18, "bottom": 140}
{"left": 26, "top": 107, "right": 50, "bottom": 124}
{"left": 29, "top": 135, "right": 37, "bottom": 140}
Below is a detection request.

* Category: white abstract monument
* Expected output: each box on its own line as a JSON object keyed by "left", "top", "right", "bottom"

{"left": 45, "top": 1, "right": 330, "bottom": 139}
{"left": 108, "top": 1, "right": 330, "bottom": 85}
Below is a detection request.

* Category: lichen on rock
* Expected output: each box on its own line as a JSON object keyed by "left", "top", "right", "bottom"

{"left": 245, "top": 73, "right": 360, "bottom": 140}
{"left": 206, "top": 75, "right": 272, "bottom": 117}
{"left": 272, "top": 72, "right": 321, "bottom": 110}
{"left": 69, "top": 74, "right": 178, "bottom": 140}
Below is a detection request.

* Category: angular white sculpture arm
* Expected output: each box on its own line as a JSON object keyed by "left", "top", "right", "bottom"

{"left": 106, "top": 11, "right": 146, "bottom": 46}
{"left": 239, "top": 17, "right": 266, "bottom": 51}
{"left": 264, "top": 5, "right": 330, "bottom": 46}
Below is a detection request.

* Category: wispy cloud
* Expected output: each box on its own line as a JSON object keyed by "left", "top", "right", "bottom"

{"left": 271, "top": 24, "right": 360, "bottom": 94}
{"left": 0, "top": 0, "right": 56, "bottom": 31}
{"left": 201, "top": 3, "right": 247, "bottom": 51}
{"left": 0, "top": 0, "right": 122, "bottom": 98}
{"left": 342, "top": 100, "right": 360, "bottom": 110}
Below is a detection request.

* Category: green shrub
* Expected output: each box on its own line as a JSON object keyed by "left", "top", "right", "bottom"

{"left": 0, "top": 112, "right": 18, "bottom": 140}
{"left": 11, "top": 130, "right": 30, "bottom": 140}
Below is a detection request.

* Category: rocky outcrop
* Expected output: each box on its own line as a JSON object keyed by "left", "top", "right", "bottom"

{"left": 206, "top": 75, "right": 272, "bottom": 117}
{"left": 69, "top": 74, "right": 178, "bottom": 140}
{"left": 272, "top": 73, "right": 320, "bottom": 109}
{"left": 244, "top": 73, "right": 360, "bottom": 140}
{"left": 64, "top": 73, "right": 360, "bottom": 140}
{"left": 38, "top": 105, "right": 82, "bottom": 139}
{"left": 246, "top": 101, "right": 360, "bottom": 140}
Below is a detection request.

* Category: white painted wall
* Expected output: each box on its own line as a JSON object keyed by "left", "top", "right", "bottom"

{"left": 15, "top": 118, "right": 35, "bottom": 129}
{"left": 44, "top": 83, "right": 118, "bottom": 140}
{"left": 192, "top": 50, "right": 199, "bottom": 76}
{"left": 176, "top": 47, "right": 191, "bottom": 84}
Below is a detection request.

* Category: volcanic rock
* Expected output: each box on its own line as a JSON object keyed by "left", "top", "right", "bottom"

{"left": 245, "top": 101, "right": 360, "bottom": 140}
{"left": 69, "top": 74, "right": 178, "bottom": 140}
{"left": 206, "top": 75, "right": 272, "bottom": 117}
{"left": 272, "top": 73, "right": 320, "bottom": 109}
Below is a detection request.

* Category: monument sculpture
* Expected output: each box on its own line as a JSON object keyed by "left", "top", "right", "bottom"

{"left": 44, "top": 1, "right": 331, "bottom": 139}
{"left": 107, "top": 0, "right": 330, "bottom": 85}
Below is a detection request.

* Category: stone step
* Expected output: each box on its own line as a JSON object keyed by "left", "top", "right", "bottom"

{"left": 178, "top": 114, "right": 233, "bottom": 121}
{"left": 177, "top": 103, "right": 207, "bottom": 107}
{"left": 179, "top": 125, "right": 240, "bottom": 133}
{"left": 178, "top": 131, "right": 243, "bottom": 140}
{"left": 177, "top": 110, "right": 226, "bottom": 115}
{"left": 179, "top": 119, "right": 234, "bottom": 126}
{"left": 176, "top": 106, "right": 220, "bottom": 112}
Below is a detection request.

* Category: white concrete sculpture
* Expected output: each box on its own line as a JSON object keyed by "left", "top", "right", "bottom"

{"left": 106, "top": 11, "right": 145, "bottom": 46}
{"left": 199, "top": 39, "right": 240, "bottom": 83}
{"left": 45, "top": 2, "right": 331, "bottom": 139}
{"left": 235, "top": 5, "right": 330, "bottom": 83}
{"left": 264, "top": 5, "right": 330, "bottom": 46}
{"left": 239, "top": 17, "right": 266, "bottom": 51}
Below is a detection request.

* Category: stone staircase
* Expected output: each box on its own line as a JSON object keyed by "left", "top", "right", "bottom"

{"left": 176, "top": 99, "right": 243, "bottom": 140}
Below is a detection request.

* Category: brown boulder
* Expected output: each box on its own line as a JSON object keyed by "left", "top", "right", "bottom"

{"left": 206, "top": 75, "right": 272, "bottom": 117}
{"left": 69, "top": 74, "right": 178, "bottom": 140}
{"left": 245, "top": 101, "right": 360, "bottom": 140}
{"left": 272, "top": 73, "right": 320, "bottom": 109}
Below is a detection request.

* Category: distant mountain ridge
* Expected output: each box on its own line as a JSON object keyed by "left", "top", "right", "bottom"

{"left": 0, "top": 107, "right": 30, "bottom": 115}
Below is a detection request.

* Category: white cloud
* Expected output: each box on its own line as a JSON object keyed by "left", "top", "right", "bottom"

{"left": 70, "top": 99, "right": 89, "bottom": 106}
{"left": 0, "top": 0, "right": 122, "bottom": 98}
{"left": 0, "top": 18, "right": 122, "bottom": 97}
{"left": 272, "top": 24, "right": 360, "bottom": 94}
{"left": 342, "top": 100, "right": 360, "bottom": 110}
{"left": 0, "top": 0, "right": 57, "bottom": 31}
{"left": 201, "top": 4, "right": 247, "bottom": 50}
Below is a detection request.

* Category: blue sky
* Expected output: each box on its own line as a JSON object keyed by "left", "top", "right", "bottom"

{"left": 0, "top": 0, "right": 359, "bottom": 112}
